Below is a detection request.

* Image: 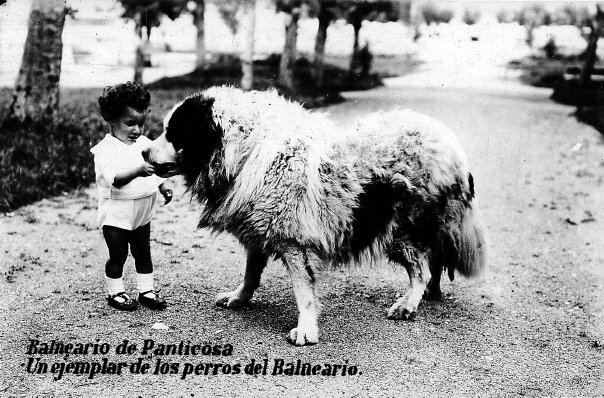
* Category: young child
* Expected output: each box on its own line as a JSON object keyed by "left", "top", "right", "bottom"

{"left": 91, "top": 82, "right": 172, "bottom": 311}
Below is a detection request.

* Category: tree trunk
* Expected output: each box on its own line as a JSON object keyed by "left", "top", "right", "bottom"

{"left": 134, "top": 45, "right": 144, "bottom": 84}
{"left": 240, "top": 0, "right": 256, "bottom": 90}
{"left": 8, "top": 0, "right": 66, "bottom": 124}
{"left": 279, "top": 8, "right": 300, "bottom": 90}
{"left": 349, "top": 21, "right": 362, "bottom": 75}
{"left": 133, "top": 13, "right": 147, "bottom": 84}
{"left": 313, "top": 6, "right": 330, "bottom": 88}
{"left": 580, "top": 7, "right": 604, "bottom": 88}
{"left": 525, "top": 24, "right": 535, "bottom": 48}
{"left": 409, "top": 1, "right": 422, "bottom": 42}
{"left": 193, "top": 0, "right": 206, "bottom": 70}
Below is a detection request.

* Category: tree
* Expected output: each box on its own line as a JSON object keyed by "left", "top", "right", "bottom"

{"left": 8, "top": 0, "right": 68, "bottom": 124}
{"left": 240, "top": 0, "right": 256, "bottom": 89}
{"left": 496, "top": 8, "right": 515, "bottom": 24}
{"left": 345, "top": 2, "right": 400, "bottom": 77}
{"left": 118, "top": 0, "right": 188, "bottom": 83}
{"left": 313, "top": 3, "right": 336, "bottom": 86}
{"left": 462, "top": 8, "right": 481, "bottom": 25}
{"left": 277, "top": 0, "right": 302, "bottom": 90}
{"left": 347, "top": 5, "right": 364, "bottom": 76}
{"left": 516, "top": 4, "right": 551, "bottom": 48}
{"left": 215, "top": 0, "right": 240, "bottom": 34}
{"left": 190, "top": 0, "right": 206, "bottom": 70}
{"left": 579, "top": 5, "right": 604, "bottom": 88}
{"left": 407, "top": 0, "right": 423, "bottom": 42}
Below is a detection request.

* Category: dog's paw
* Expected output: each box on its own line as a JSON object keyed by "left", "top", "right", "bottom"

{"left": 423, "top": 288, "right": 443, "bottom": 301}
{"left": 386, "top": 300, "right": 417, "bottom": 320}
{"left": 215, "top": 291, "right": 250, "bottom": 309}
{"left": 287, "top": 325, "right": 319, "bottom": 346}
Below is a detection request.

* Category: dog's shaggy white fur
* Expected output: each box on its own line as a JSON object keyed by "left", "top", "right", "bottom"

{"left": 144, "top": 86, "right": 487, "bottom": 346}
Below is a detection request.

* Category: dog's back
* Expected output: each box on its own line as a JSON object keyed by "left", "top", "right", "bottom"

{"left": 336, "top": 109, "right": 486, "bottom": 279}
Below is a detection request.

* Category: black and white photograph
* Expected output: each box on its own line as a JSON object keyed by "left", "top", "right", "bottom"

{"left": 0, "top": 0, "right": 602, "bottom": 396}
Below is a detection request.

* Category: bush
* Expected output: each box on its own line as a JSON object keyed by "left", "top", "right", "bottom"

{"left": 0, "top": 117, "right": 101, "bottom": 212}
{"left": 0, "top": 90, "right": 167, "bottom": 212}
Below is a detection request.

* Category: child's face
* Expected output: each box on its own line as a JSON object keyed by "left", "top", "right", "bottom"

{"left": 111, "top": 106, "right": 149, "bottom": 145}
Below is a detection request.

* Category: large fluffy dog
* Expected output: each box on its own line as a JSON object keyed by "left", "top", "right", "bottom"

{"left": 143, "top": 86, "right": 486, "bottom": 346}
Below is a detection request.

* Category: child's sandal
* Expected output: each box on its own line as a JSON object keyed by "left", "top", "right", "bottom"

{"left": 139, "top": 290, "right": 168, "bottom": 310}
{"left": 107, "top": 292, "right": 138, "bottom": 311}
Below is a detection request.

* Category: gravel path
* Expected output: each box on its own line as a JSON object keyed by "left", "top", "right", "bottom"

{"left": 1, "top": 78, "right": 603, "bottom": 397}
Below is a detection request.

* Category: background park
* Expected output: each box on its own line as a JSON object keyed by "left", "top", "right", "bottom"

{"left": 1, "top": 0, "right": 603, "bottom": 396}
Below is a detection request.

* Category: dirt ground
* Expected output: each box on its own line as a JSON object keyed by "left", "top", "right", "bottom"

{"left": 1, "top": 79, "right": 603, "bottom": 397}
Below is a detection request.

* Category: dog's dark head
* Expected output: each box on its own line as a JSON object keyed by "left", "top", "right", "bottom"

{"left": 143, "top": 93, "right": 223, "bottom": 185}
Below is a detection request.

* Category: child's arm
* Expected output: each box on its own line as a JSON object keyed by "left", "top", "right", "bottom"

{"left": 113, "top": 162, "right": 156, "bottom": 188}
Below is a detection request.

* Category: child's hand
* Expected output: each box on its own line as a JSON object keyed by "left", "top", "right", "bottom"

{"left": 138, "top": 162, "right": 156, "bottom": 177}
{"left": 160, "top": 188, "right": 173, "bottom": 205}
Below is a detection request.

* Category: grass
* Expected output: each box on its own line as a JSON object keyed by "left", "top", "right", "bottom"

{"left": 0, "top": 53, "right": 419, "bottom": 212}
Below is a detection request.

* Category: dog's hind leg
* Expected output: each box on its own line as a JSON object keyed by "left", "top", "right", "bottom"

{"left": 216, "top": 248, "right": 268, "bottom": 308}
{"left": 281, "top": 249, "right": 320, "bottom": 346}
{"left": 424, "top": 260, "right": 443, "bottom": 301}
{"left": 387, "top": 247, "right": 431, "bottom": 320}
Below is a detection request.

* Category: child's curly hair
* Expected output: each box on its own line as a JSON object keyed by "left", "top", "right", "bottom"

{"left": 98, "top": 81, "right": 151, "bottom": 122}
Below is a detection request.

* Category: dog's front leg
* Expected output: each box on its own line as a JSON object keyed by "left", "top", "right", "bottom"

{"left": 282, "top": 250, "right": 320, "bottom": 346}
{"left": 216, "top": 248, "right": 268, "bottom": 308}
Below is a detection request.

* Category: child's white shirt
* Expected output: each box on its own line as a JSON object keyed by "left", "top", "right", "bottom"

{"left": 91, "top": 134, "right": 164, "bottom": 199}
{"left": 91, "top": 134, "right": 165, "bottom": 230}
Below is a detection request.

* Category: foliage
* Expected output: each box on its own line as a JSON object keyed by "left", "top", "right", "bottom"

{"left": 498, "top": 4, "right": 591, "bottom": 28}
{"left": 214, "top": 0, "right": 239, "bottom": 34}
{"left": 118, "top": 0, "right": 188, "bottom": 36}
{"left": 276, "top": 0, "right": 302, "bottom": 14}
{"left": 551, "top": 5, "right": 591, "bottom": 28}
{"left": 420, "top": 2, "right": 453, "bottom": 25}
{"left": 496, "top": 8, "right": 515, "bottom": 24}
{"left": 462, "top": 8, "right": 481, "bottom": 25}
{"left": 515, "top": 4, "right": 551, "bottom": 28}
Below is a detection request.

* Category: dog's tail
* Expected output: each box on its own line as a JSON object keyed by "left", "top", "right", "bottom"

{"left": 439, "top": 176, "right": 487, "bottom": 280}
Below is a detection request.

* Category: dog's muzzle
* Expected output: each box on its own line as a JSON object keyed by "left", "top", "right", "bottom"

{"left": 154, "top": 162, "right": 178, "bottom": 177}
{"left": 141, "top": 148, "right": 179, "bottom": 177}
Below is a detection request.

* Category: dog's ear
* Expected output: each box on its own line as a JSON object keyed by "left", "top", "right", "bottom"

{"left": 166, "top": 94, "right": 223, "bottom": 181}
{"left": 166, "top": 96, "right": 217, "bottom": 147}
